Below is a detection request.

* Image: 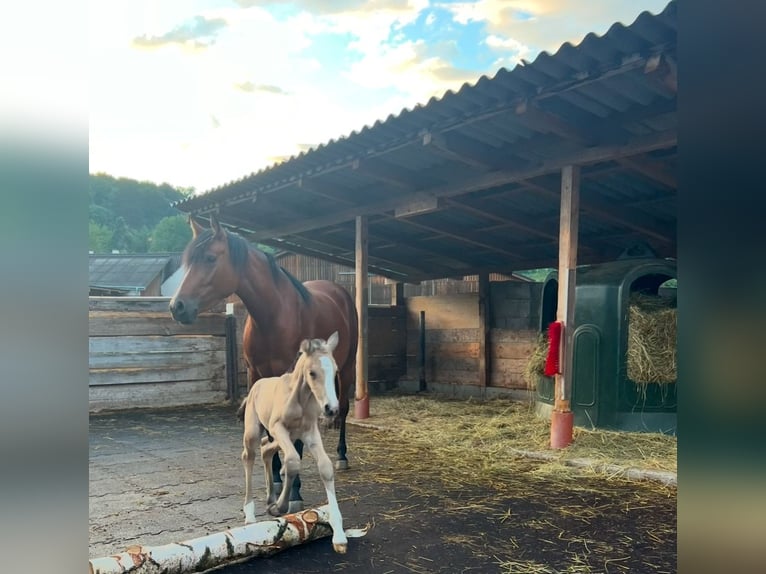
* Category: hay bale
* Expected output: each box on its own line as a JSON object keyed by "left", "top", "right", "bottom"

{"left": 627, "top": 293, "right": 677, "bottom": 384}
{"left": 523, "top": 333, "right": 550, "bottom": 387}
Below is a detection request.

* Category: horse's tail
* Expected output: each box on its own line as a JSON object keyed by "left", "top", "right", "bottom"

{"left": 236, "top": 396, "right": 248, "bottom": 422}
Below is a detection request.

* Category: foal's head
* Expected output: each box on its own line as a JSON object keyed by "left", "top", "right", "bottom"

{"left": 295, "top": 331, "right": 340, "bottom": 418}
{"left": 170, "top": 215, "right": 242, "bottom": 324}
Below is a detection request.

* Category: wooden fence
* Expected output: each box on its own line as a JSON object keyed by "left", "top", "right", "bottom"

{"left": 89, "top": 297, "right": 228, "bottom": 411}
{"left": 89, "top": 282, "right": 542, "bottom": 410}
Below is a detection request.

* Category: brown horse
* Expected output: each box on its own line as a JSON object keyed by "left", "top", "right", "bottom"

{"left": 169, "top": 215, "right": 358, "bottom": 510}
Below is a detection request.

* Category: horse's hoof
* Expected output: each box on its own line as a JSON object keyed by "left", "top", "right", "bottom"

{"left": 243, "top": 502, "right": 257, "bottom": 524}
{"left": 335, "top": 459, "right": 349, "bottom": 471}
{"left": 333, "top": 542, "right": 348, "bottom": 554}
{"left": 287, "top": 500, "right": 304, "bottom": 514}
{"left": 267, "top": 504, "right": 285, "bottom": 517}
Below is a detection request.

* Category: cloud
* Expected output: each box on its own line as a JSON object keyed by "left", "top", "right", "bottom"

{"left": 234, "top": 82, "right": 290, "bottom": 95}
{"left": 132, "top": 15, "right": 228, "bottom": 50}
{"left": 234, "top": 0, "right": 415, "bottom": 16}
{"left": 437, "top": 0, "right": 670, "bottom": 54}
{"left": 210, "top": 114, "right": 221, "bottom": 128}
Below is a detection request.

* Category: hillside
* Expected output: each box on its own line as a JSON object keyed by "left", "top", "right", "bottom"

{"left": 88, "top": 173, "right": 193, "bottom": 253}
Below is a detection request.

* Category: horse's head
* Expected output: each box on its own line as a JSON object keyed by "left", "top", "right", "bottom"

{"left": 169, "top": 215, "right": 240, "bottom": 324}
{"left": 297, "top": 331, "right": 340, "bottom": 418}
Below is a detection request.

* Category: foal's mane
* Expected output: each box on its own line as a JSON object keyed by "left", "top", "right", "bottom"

{"left": 183, "top": 228, "right": 311, "bottom": 303}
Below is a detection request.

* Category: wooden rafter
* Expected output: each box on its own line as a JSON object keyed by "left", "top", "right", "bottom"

{"left": 616, "top": 154, "right": 677, "bottom": 189}
{"left": 244, "top": 129, "right": 676, "bottom": 241}
{"left": 522, "top": 178, "right": 675, "bottom": 244}
{"left": 351, "top": 158, "right": 416, "bottom": 190}
{"left": 286, "top": 231, "right": 460, "bottom": 278}
{"left": 515, "top": 100, "right": 595, "bottom": 145}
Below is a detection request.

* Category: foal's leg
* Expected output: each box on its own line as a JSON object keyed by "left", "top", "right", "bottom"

{"left": 241, "top": 427, "right": 260, "bottom": 524}
{"left": 271, "top": 438, "right": 304, "bottom": 506}
{"left": 260, "top": 435, "right": 280, "bottom": 507}
{"left": 268, "top": 426, "right": 300, "bottom": 516}
{"left": 305, "top": 426, "right": 347, "bottom": 553}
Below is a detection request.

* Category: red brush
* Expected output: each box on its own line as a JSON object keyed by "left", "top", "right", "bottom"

{"left": 544, "top": 321, "right": 563, "bottom": 376}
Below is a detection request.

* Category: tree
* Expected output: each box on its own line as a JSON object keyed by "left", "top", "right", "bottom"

{"left": 149, "top": 215, "right": 192, "bottom": 252}
{"left": 89, "top": 221, "right": 113, "bottom": 252}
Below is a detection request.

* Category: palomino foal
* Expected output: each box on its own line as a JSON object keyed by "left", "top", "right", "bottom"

{"left": 241, "top": 331, "right": 348, "bottom": 553}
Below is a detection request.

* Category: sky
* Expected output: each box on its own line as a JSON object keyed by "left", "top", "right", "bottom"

{"left": 89, "top": 0, "right": 670, "bottom": 194}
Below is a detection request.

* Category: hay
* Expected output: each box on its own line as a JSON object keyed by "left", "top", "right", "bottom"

{"left": 339, "top": 394, "right": 675, "bottom": 573}
{"left": 350, "top": 395, "right": 677, "bottom": 487}
{"left": 523, "top": 334, "right": 551, "bottom": 387}
{"left": 627, "top": 294, "right": 677, "bottom": 384}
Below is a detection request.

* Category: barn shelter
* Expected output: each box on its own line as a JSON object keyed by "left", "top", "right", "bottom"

{"left": 172, "top": 2, "right": 677, "bottom": 441}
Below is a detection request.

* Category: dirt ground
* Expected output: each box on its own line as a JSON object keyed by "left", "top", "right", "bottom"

{"left": 222, "top": 425, "right": 676, "bottom": 574}
{"left": 89, "top": 400, "right": 676, "bottom": 574}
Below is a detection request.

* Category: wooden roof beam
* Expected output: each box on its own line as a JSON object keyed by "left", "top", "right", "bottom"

{"left": 257, "top": 237, "right": 430, "bottom": 282}
{"left": 243, "top": 129, "right": 676, "bottom": 241}
{"left": 297, "top": 177, "right": 355, "bottom": 204}
{"left": 286, "top": 232, "right": 464, "bottom": 278}
{"left": 523, "top": 178, "right": 675, "bottom": 244}
{"left": 616, "top": 154, "right": 677, "bottom": 189}
{"left": 391, "top": 215, "right": 531, "bottom": 262}
{"left": 444, "top": 197, "right": 559, "bottom": 241}
{"left": 515, "top": 100, "right": 595, "bottom": 145}
{"left": 421, "top": 130, "right": 520, "bottom": 171}
{"left": 351, "top": 158, "right": 416, "bottom": 190}
{"left": 644, "top": 53, "right": 677, "bottom": 95}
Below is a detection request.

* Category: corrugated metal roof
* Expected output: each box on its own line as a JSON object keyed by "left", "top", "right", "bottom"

{"left": 89, "top": 254, "right": 180, "bottom": 291}
{"left": 173, "top": 1, "right": 677, "bottom": 282}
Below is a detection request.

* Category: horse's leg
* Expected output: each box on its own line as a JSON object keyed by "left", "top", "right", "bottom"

{"left": 268, "top": 426, "right": 299, "bottom": 516}
{"left": 335, "top": 366, "right": 354, "bottom": 470}
{"left": 305, "top": 427, "right": 347, "bottom": 554}
{"left": 287, "top": 439, "right": 304, "bottom": 513}
{"left": 260, "top": 435, "right": 280, "bottom": 507}
{"left": 270, "top": 439, "right": 283, "bottom": 496}
{"left": 241, "top": 426, "right": 260, "bottom": 523}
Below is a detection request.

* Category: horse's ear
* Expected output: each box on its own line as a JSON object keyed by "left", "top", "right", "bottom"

{"left": 210, "top": 214, "right": 223, "bottom": 237}
{"left": 299, "top": 339, "right": 311, "bottom": 354}
{"left": 327, "top": 331, "right": 339, "bottom": 351}
{"left": 188, "top": 215, "right": 204, "bottom": 239}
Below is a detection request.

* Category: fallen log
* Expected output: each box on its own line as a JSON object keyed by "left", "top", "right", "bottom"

{"left": 89, "top": 505, "right": 367, "bottom": 574}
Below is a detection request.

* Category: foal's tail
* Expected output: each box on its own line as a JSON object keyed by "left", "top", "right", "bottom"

{"left": 236, "top": 396, "right": 248, "bottom": 422}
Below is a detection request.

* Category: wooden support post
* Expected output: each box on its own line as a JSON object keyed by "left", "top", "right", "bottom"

{"left": 224, "top": 304, "right": 238, "bottom": 404}
{"left": 478, "top": 272, "right": 491, "bottom": 389}
{"left": 354, "top": 215, "right": 369, "bottom": 419}
{"left": 418, "top": 310, "right": 426, "bottom": 392}
{"left": 551, "top": 165, "right": 580, "bottom": 449}
{"left": 390, "top": 282, "right": 404, "bottom": 307}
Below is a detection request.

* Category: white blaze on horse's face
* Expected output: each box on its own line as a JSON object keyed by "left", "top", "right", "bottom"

{"left": 301, "top": 331, "right": 340, "bottom": 418}
{"left": 303, "top": 351, "right": 338, "bottom": 418}
{"left": 320, "top": 355, "right": 339, "bottom": 414}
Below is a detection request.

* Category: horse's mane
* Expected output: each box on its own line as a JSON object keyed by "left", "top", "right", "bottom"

{"left": 264, "top": 251, "right": 311, "bottom": 303}
{"left": 183, "top": 228, "right": 311, "bottom": 303}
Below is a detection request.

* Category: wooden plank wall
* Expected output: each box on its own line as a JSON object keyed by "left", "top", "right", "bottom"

{"left": 89, "top": 297, "right": 227, "bottom": 411}
{"left": 368, "top": 306, "right": 407, "bottom": 383}
{"left": 406, "top": 294, "right": 481, "bottom": 386}
{"left": 488, "top": 281, "right": 542, "bottom": 389}
{"left": 405, "top": 282, "right": 543, "bottom": 390}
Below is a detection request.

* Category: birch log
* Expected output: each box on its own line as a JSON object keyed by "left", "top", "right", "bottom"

{"left": 89, "top": 505, "right": 364, "bottom": 574}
